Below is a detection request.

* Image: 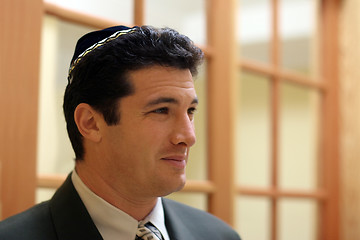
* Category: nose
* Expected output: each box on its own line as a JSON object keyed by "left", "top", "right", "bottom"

{"left": 170, "top": 114, "right": 196, "bottom": 147}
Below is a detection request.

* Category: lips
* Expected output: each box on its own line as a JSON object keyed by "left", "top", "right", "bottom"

{"left": 161, "top": 155, "right": 187, "bottom": 169}
{"left": 162, "top": 155, "right": 186, "bottom": 161}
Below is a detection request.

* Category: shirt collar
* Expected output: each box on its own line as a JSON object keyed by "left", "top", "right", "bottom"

{"left": 71, "top": 171, "right": 169, "bottom": 240}
{"left": 142, "top": 198, "right": 170, "bottom": 240}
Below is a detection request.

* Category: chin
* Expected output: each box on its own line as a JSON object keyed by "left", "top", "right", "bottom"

{"left": 158, "top": 176, "right": 186, "bottom": 197}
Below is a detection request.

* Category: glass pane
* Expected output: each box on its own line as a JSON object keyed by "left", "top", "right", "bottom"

{"left": 36, "top": 188, "right": 56, "bottom": 203}
{"left": 236, "top": 196, "right": 271, "bottom": 240}
{"left": 145, "top": 0, "right": 206, "bottom": 45}
{"left": 45, "top": 0, "right": 133, "bottom": 24}
{"left": 37, "top": 16, "right": 94, "bottom": 175}
{"left": 166, "top": 192, "right": 207, "bottom": 211}
{"left": 279, "top": 82, "right": 320, "bottom": 190}
{"left": 238, "top": 0, "right": 271, "bottom": 63}
{"left": 187, "top": 63, "right": 208, "bottom": 180}
{"left": 236, "top": 71, "right": 271, "bottom": 187}
{"left": 278, "top": 198, "right": 318, "bottom": 240}
{"left": 279, "top": 0, "right": 319, "bottom": 77}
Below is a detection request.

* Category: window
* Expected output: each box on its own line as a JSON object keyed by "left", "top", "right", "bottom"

{"left": 236, "top": 0, "right": 339, "bottom": 239}
{"left": 1, "top": 1, "right": 339, "bottom": 239}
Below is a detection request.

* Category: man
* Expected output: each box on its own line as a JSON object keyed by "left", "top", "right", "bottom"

{"left": 0, "top": 25, "right": 241, "bottom": 240}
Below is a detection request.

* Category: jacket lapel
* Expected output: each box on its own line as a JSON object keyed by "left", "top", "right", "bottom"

{"left": 162, "top": 198, "right": 196, "bottom": 240}
{"left": 49, "top": 174, "right": 103, "bottom": 240}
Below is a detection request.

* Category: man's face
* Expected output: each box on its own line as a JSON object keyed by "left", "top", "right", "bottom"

{"left": 98, "top": 66, "right": 198, "bottom": 199}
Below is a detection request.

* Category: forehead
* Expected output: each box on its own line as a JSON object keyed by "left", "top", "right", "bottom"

{"left": 128, "top": 66, "right": 196, "bottom": 97}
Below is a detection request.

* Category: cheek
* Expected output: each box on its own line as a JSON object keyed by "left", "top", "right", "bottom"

{"left": 107, "top": 120, "right": 172, "bottom": 162}
{"left": 121, "top": 126, "right": 164, "bottom": 155}
{"left": 138, "top": 120, "right": 170, "bottom": 140}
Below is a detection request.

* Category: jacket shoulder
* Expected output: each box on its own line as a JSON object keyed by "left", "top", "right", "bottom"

{"left": 162, "top": 198, "right": 241, "bottom": 240}
{"left": 0, "top": 201, "right": 57, "bottom": 240}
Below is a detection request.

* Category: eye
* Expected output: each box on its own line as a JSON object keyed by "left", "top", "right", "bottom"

{"left": 152, "top": 107, "right": 169, "bottom": 114}
{"left": 188, "top": 107, "right": 197, "bottom": 115}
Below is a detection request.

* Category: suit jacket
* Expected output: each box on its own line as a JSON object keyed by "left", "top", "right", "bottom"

{"left": 0, "top": 175, "right": 241, "bottom": 240}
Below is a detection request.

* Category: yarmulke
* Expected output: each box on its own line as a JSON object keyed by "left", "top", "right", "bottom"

{"left": 69, "top": 25, "right": 138, "bottom": 78}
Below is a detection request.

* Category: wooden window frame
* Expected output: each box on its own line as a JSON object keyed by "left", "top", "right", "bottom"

{"left": 1, "top": 1, "right": 340, "bottom": 239}
{"left": 236, "top": 0, "right": 340, "bottom": 240}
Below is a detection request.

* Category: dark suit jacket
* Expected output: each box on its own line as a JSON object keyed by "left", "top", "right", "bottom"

{"left": 0, "top": 175, "right": 241, "bottom": 239}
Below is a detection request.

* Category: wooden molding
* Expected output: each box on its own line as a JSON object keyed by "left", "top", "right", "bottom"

{"left": 44, "top": 1, "right": 124, "bottom": 29}
{"left": 237, "top": 186, "right": 328, "bottom": 200}
{"left": 37, "top": 175, "right": 216, "bottom": 193}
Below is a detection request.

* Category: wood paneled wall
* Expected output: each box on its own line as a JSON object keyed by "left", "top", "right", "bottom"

{"left": 0, "top": 0, "right": 42, "bottom": 219}
{"left": 339, "top": 0, "right": 360, "bottom": 239}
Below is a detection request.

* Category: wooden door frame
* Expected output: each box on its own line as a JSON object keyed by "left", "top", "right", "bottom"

{"left": 0, "top": 0, "right": 42, "bottom": 219}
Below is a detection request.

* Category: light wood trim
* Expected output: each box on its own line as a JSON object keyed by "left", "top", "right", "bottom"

{"left": 197, "top": 44, "right": 213, "bottom": 58}
{"left": 134, "top": 0, "right": 145, "bottom": 26}
{"left": 182, "top": 180, "right": 216, "bottom": 193}
{"left": 43, "top": 2, "right": 212, "bottom": 58}
{"left": 37, "top": 175, "right": 216, "bottom": 193}
{"left": 240, "top": 60, "right": 326, "bottom": 90}
{"left": 37, "top": 174, "right": 66, "bottom": 189}
{"left": 44, "top": 1, "right": 124, "bottom": 29}
{"left": 0, "top": 0, "right": 42, "bottom": 219}
{"left": 270, "top": 1, "right": 279, "bottom": 239}
{"left": 237, "top": 186, "right": 327, "bottom": 200}
{"left": 271, "top": 0, "right": 280, "bottom": 68}
{"left": 270, "top": 77, "right": 280, "bottom": 240}
{"left": 206, "top": 0, "right": 237, "bottom": 225}
{"left": 319, "top": 0, "right": 340, "bottom": 239}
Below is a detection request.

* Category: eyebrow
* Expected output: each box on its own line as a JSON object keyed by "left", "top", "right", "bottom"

{"left": 145, "top": 97, "right": 198, "bottom": 108}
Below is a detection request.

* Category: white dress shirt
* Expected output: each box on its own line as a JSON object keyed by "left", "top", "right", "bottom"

{"left": 71, "top": 171, "right": 170, "bottom": 240}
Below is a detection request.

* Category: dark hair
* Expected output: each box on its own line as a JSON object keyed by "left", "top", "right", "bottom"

{"left": 63, "top": 25, "right": 204, "bottom": 160}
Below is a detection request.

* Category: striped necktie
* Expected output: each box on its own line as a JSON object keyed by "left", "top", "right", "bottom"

{"left": 136, "top": 222, "right": 164, "bottom": 240}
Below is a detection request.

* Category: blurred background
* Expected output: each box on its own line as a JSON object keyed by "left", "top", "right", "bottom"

{"left": 1, "top": 0, "right": 359, "bottom": 240}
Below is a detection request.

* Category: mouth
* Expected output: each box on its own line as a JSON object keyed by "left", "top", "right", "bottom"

{"left": 161, "top": 156, "right": 187, "bottom": 169}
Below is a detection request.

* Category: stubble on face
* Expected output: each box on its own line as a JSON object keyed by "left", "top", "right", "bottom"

{"left": 98, "top": 66, "right": 198, "bottom": 200}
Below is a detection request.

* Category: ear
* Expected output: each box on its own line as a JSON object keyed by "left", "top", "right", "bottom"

{"left": 74, "top": 103, "right": 102, "bottom": 143}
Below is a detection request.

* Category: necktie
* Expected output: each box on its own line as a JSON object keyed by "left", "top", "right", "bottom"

{"left": 136, "top": 222, "right": 163, "bottom": 240}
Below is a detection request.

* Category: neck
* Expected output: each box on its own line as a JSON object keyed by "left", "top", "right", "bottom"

{"left": 75, "top": 162, "right": 158, "bottom": 221}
